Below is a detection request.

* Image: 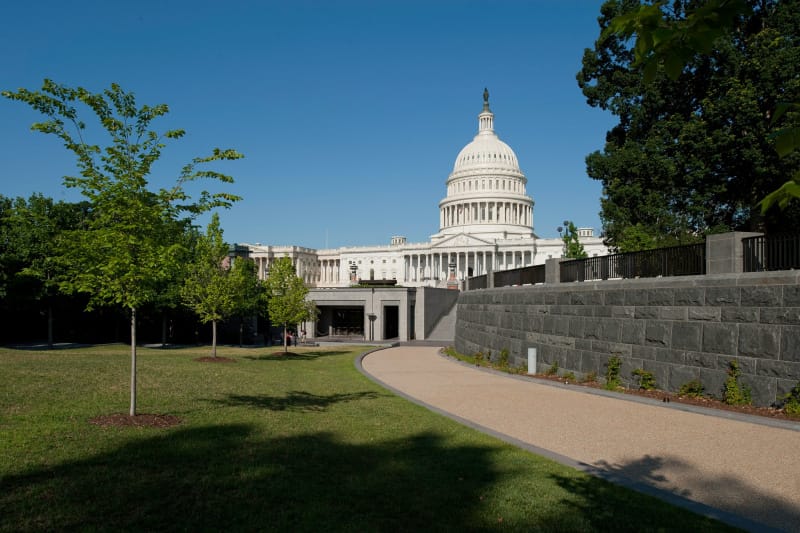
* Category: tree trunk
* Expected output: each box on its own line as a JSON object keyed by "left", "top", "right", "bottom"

{"left": 239, "top": 318, "right": 243, "bottom": 347}
{"left": 212, "top": 319, "right": 217, "bottom": 358}
{"left": 161, "top": 314, "right": 168, "bottom": 348}
{"left": 130, "top": 307, "right": 137, "bottom": 417}
{"left": 283, "top": 323, "right": 288, "bottom": 353}
{"left": 47, "top": 304, "right": 53, "bottom": 349}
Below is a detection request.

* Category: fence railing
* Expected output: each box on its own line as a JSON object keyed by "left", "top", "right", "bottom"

{"left": 466, "top": 264, "right": 545, "bottom": 289}
{"left": 743, "top": 234, "right": 800, "bottom": 272}
{"left": 560, "top": 242, "right": 706, "bottom": 282}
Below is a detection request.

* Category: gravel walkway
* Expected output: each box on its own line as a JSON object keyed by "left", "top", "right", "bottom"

{"left": 360, "top": 345, "right": 800, "bottom": 532}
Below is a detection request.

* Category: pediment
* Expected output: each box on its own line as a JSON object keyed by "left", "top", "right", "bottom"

{"left": 431, "top": 233, "right": 494, "bottom": 249}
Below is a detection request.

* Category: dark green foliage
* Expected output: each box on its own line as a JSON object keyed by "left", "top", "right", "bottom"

{"left": 579, "top": 0, "right": 800, "bottom": 251}
{"left": 582, "top": 371, "right": 599, "bottom": 384}
{"left": 545, "top": 360, "right": 559, "bottom": 376}
{"left": 722, "top": 360, "right": 752, "bottom": 406}
{"left": 783, "top": 382, "right": 800, "bottom": 415}
{"left": 604, "top": 355, "right": 622, "bottom": 390}
{"left": 563, "top": 371, "right": 577, "bottom": 382}
{"left": 632, "top": 368, "right": 657, "bottom": 390}
{"left": 498, "top": 348, "right": 510, "bottom": 368}
{"left": 679, "top": 379, "right": 705, "bottom": 398}
{"left": 562, "top": 220, "right": 588, "bottom": 259}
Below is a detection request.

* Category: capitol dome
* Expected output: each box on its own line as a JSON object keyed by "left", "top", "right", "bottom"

{"left": 432, "top": 89, "right": 535, "bottom": 242}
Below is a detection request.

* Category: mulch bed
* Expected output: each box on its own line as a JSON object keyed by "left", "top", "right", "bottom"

{"left": 194, "top": 356, "right": 236, "bottom": 363}
{"left": 532, "top": 373, "right": 798, "bottom": 421}
{"left": 89, "top": 413, "right": 183, "bottom": 428}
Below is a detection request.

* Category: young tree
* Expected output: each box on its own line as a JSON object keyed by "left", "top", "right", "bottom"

{"left": 578, "top": 0, "right": 800, "bottom": 250}
{"left": 3, "top": 80, "right": 243, "bottom": 415}
{"left": 263, "top": 257, "right": 309, "bottom": 353}
{"left": 561, "top": 221, "right": 588, "bottom": 259}
{"left": 228, "top": 256, "right": 266, "bottom": 347}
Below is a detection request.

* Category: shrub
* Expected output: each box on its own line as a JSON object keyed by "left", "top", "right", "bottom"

{"left": 474, "top": 351, "right": 485, "bottom": 365}
{"left": 604, "top": 355, "right": 622, "bottom": 390}
{"left": 581, "top": 371, "right": 598, "bottom": 384}
{"left": 784, "top": 382, "right": 800, "bottom": 416}
{"left": 563, "top": 371, "right": 576, "bottom": 382}
{"left": 544, "top": 361, "right": 559, "bottom": 376}
{"left": 679, "top": 379, "right": 704, "bottom": 398}
{"left": 722, "top": 360, "right": 751, "bottom": 406}
{"left": 498, "top": 348, "right": 509, "bottom": 369}
{"left": 631, "top": 368, "right": 657, "bottom": 390}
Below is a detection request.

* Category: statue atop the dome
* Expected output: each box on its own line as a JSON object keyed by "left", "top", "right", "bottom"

{"left": 482, "top": 88, "right": 490, "bottom": 111}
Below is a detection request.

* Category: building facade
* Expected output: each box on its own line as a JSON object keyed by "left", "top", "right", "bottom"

{"left": 240, "top": 90, "right": 607, "bottom": 289}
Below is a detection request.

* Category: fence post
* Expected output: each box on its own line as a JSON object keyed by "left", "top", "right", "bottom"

{"left": 706, "top": 232, "right": 763, "bottom": 274}
{"left": 545, "top": 258, "right": 562, "bottom": 284}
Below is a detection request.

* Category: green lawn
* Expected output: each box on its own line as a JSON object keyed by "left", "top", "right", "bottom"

{"left": 0, "top": 344, "right": 735, "bottom": 532}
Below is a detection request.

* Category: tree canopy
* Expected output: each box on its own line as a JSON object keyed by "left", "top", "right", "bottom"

{"left": 578, "top": 0, "right": 800, "bottom": 251}
{"left": 561, "top": 221, "right": 588, "bottom": 259}
{"left": 3, "top": 80, "right": 242, "bottom": 415}
{"left": 263, "top": 257, "right": 310, "bottom": 353}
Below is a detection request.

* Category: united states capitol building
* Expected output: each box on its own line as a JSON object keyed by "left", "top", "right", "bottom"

{"left": 239, "top": 90, "right": 607, "bottom": 289}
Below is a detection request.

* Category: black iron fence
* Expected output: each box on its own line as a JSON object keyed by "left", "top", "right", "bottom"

{"left": 560, "top": 243, "right": 706, "bottom": 282}
{"left": 743, "top": 234, "right": 800, "bottom": 272}
{"left": 466, "top": 264, "right": 545, "bottom": 289}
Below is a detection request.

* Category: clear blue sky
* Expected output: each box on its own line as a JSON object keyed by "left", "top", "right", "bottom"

{"left": 1, "top": 0, "right": 615, "bottom": 249}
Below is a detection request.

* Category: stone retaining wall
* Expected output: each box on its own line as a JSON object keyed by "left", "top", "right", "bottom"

{"left": 455, "top": 271, "right": 800, "bottom": 406}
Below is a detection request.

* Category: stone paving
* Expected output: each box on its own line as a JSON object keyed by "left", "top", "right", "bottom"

{"left": 360, "top": 345, "right": 800, "bottom": 532}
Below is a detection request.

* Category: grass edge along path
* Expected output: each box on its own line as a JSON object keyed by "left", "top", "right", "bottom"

{"left": 0, "top": 344, "right": 736, "bottom": 532}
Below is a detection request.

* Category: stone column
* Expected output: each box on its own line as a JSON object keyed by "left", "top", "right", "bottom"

{"left": 706, "top": 232, "right": 764, "bottom": 274}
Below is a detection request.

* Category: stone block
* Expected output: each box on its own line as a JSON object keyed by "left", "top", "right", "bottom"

{"left": 631, "top": 344, "right": 657, "bottom": 360}
{"left": 660, "top": 306, "right": 688, "bottom": 321}
{"left": 553, "top": 316, "right": 570, "bottom": 336}
{"left": 593, "top": 305, "right": 613, "bottom": 318}
{"left": 642, "top": 360, "right": 671, "bottom": 392}
{"left": 579, "top": 351, "right": 605, "bottom": 374}
{"left": 743, "top": 375, "right": 777, "bottom": 407}
{"left": 688, "top": 307, "right": 721, "bottom": 321}
{"left": 759, "top": 308, "right": 800, "bottom": 325}
{"left": 737, "top": 324, "right": 780, "bottom": 359}
{"left": 528, "top": 315, "right": 544, "bottom": 332}
{"left": 696, "top": 368, "right": 727, "bottom": 400}
{"left": 706, "top": 287, "right": 740, "bottom": 306}
{"left": 740, "top": 286, "right": 781, "bottom": 307}
{"left": 621, "top": 321, "right": 645, "bottom": 345}
{"left": 625, "top": 289, "right": 649, "bottom": 306}
{"left": 583, "top": 319, "right": 603, "bottom": 340}
{"left": 674, "top": 288, "right": 705, "bottom": 306}
{"left": 783, "top": 285, "right": 800, "bottom": 307}
{"left": 672, "top": 322, "right": 702, "bottom": 351}
{"left": 685, "top": 351, "right": 717, "bottom": 369}
{"left": 612, "top": 306, "right": 635, "bottom": 319}
{"left": 716, "top": 355, "right": 757, "bottom": 375}
{"left": 668, "top": 365, "right": 699, "bottom": 392}
{"left": 604, "top": 290, "right": 625, "bottom": 306}
{"left": 599, "top": 318, "right": 622, "bottom": 342}
{"left": 568, "top": 316, "right": 585, "bottom": 338}
{"left": 702, "top": 323, "right": 737, "bottom": 354}
{"left": 635, "top": 306, "right": 659, "bottom": 319}
{"left": 575, "top": 338, "right": 592, "bottom": 351}
{"left": 755, "top": 359, "right": 800, "bottom": 381}
{"left": 645, "top": 321, "right": 671, "bottom": 347}
{"left": 648, "top": 289, "right": 675, "bottom": 306}
{"left": 776, "top": 379, "right": 797, "bottom": 400}
{"left": 557, "top": 292, "right": 571, "bottom": 305}
{"left": 720, "top": 307, "right": 758, "bottom": 323}
{"left": 779, "top": 326, "right": 800, "bottom": 362}
{"left": 543, "top": 315, "right": 556, "bottom": 334}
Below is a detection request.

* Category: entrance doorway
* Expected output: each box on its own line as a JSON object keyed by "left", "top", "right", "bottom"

{"left": 383, "top": 305, "right": 399, "bottom": 339}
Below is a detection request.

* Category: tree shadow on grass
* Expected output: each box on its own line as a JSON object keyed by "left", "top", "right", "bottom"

{"left": 210, "top": 390, "right": 384, "bottom": 412}
{"left": 0, "top": 425, "right": 501, "bottom": 531}
{"left": 550, "top": 454, "right": 798, "bottom": 532}
{"left": 242, "top": 349, "right": 352, "bottom": 362}
{"left": 1, "top": 424, "right": 740, "bottom": 532}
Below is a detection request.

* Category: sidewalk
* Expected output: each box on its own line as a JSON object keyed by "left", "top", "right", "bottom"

{"left": 359, "top": 346, "right": 800, "bottom": 532}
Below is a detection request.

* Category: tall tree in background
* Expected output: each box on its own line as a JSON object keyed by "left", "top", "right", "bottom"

{"left": 264, "top": 257, "right": 309, "bottom": 353}
{"left": 228, "top": 256, "right": 266, "bottom": 347}
{"left": 3, "top": 80, "right": 242, "bottom": 416}
{"left": 2, "top": 194, "right": 90, "bottom": 346}
{"left": 578, "top": 0, "right": 800, "bottom": 251}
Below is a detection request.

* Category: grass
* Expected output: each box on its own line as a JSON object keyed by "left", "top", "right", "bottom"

{"left": 0, "top": 344, "right": 735, "bottom": 532}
